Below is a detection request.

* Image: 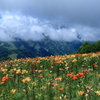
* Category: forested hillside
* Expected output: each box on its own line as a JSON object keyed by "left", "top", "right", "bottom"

{"left": 76, "top": 40, "right": 100, "bottom": 54}
{"left": 0, "top": 39, "right": 82, "bottom": 61}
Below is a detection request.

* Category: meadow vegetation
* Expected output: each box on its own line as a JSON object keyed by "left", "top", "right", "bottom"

{"left": 0, "top": 52, "right": 100, "bottom": 99}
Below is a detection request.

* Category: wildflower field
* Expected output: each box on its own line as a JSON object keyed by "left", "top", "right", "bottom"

{"left": 0, "top": 52, "right": 100, "bottom": 100}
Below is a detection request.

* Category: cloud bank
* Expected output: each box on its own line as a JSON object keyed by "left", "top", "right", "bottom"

{"left": 0, "top": 0, "right": 100, "bottom": 41}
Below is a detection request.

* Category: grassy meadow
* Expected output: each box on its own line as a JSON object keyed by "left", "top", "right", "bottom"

{"left": 0, "top": 52, "right": 100, "bottom": 100}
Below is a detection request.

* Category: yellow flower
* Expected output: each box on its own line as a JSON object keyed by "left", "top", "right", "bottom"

{"left": 21, "top": 70, "right": 28, "bottom": 74}
{"left": 91, "top": 53, "right": 97, "bottom": 57}
{"left": 1, "top": 69, "right": 8, "bottom": 72}
{"left": 46, "top": 82, "right": 51, "bottom": 85}
{"left": 25, "top": 77, "right": 31, "bottom": 82}
{"left": 16, "top": 69, "right": 21, "bottom": 74}
{"left": 65, "top": 67, "right": 69, "bottom": 70}
{"left": 87, "top": 86, "right": 92, "bottom": 89}
{"left": 38, "top": 70, "right": 43, "bottom": 73}
{"left": 32, "top": 82, "right": 36, "bottom": 86}
{"left": 22, "top": 79, "right": 26, "bottom": 83}
{"left": 11, "top": 89, "right": 16, "bottom": 93}
{"left": 85, "top": 93, "right": 89, "bottom": 97}
{"left": 40, "top": 66, "right": 43, "bottom": 68}
{"left": 72, "top": 59, "right": 77, "bottom": 62}
{"left": 95, "top": 91, "right": 100, "bottom": 95}
{"left": 4, "top": 64, "right": 7, "bottom": 67}
{"left": 40, "top": 86, "right": 47, "bottom": 89}
{"left": 22, "top": 77, "right": 31, "bottom": 83}
{"left": 13, "top": 68, "right": 17, "bottom": 71}
{"left": 78, "top": 91, "right": 85, "bottom": 95}
{"left": 9, "top": 69, "right": 14, "bottom": 73}
{"left": 65, "top": 63, "right": 68, "bottom": 66}
{"left": 59, "top": 68, "right": 63, "bottom": 70}
{"left": 98, "top": 74, "right": 100, "bottom": 77}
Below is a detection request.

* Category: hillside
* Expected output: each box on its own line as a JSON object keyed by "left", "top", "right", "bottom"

{"left": 76, "top": 40, "right": 100, "bottom": 54}
{"left": 0, "top": 38, "right": 82, "bottom": 61}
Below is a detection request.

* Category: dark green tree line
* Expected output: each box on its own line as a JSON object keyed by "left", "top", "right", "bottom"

{"left": 76, "top": 40, "right": 100, "bottom": 54}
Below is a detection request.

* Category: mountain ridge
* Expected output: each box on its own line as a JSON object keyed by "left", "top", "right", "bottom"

{"left": 0, "top": 37, "right": 82, "bottom": 61}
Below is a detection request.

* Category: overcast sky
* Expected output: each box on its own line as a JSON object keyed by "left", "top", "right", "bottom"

{"left": 0, "top": 0, "right": 100, "bottom": 41}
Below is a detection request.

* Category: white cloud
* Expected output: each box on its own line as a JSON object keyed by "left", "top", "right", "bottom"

{"left": 0, "top": 0, "right": 100, "bottom": 41}
{"left": 0, "top": 11, "right": 100, "bottom": 42}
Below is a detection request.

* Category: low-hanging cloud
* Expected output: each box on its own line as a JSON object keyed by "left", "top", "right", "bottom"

{"left": 0, "top": 0, "right": 100, "bottom": 41}
{"left": 0, "top": 11, "right": 78, "bottom": 41}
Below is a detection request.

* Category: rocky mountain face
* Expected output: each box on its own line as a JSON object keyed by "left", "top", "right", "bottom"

{"left": 0, "top": 36, "right": 82, "bottom": 61}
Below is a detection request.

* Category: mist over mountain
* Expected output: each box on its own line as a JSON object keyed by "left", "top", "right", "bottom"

{"left": 0, "top": 35, "right": 82, "bottom": 61}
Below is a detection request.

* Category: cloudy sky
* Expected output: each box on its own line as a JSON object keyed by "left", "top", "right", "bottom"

{"left": 0, "top": 0, "right": 100, "bottom": 41}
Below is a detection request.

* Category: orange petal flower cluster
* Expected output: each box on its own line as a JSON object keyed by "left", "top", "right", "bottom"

{"left": 0, "top": 76, "right": 10, "bottom": 84}
{"left": 67, "top": 70, "right": 89, "bottom": 80}
{"left": 39, "top": 76, "right": 43, "bottom": 78}
{"left": 93, "top": 64, "right": 98, "bottom": 67}
{"left": 78, "top": 91, "right": 85, "bottom": 95}
{"left": 75, "top": 53, "right": 82, "bottom": 57}
{"left": 30, "top": 70, "right": 37, "bottom": 72}
{"left": 29, "top": 60, "right": 38, "bottom": 65}
{"left": 82, "top": 70, "right": 89, "bottom": 73}
{"left": 56, "top": 60, "right": 61, "bottom": 64}
{"left": 53, "top": 84, "right": 58, "bottom": 87}
{"left": 55, "top": 77, "right": 62, "bottom": 80}
{"left": 11, "top": 89, "right": 16, "bottom": 94}
{"left": 59, "top": 88, "right": 64, "bottom": 91}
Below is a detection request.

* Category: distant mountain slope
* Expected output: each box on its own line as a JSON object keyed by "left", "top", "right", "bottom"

{"left": 0, "top": 37, "right": 82, "bottom": 61}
